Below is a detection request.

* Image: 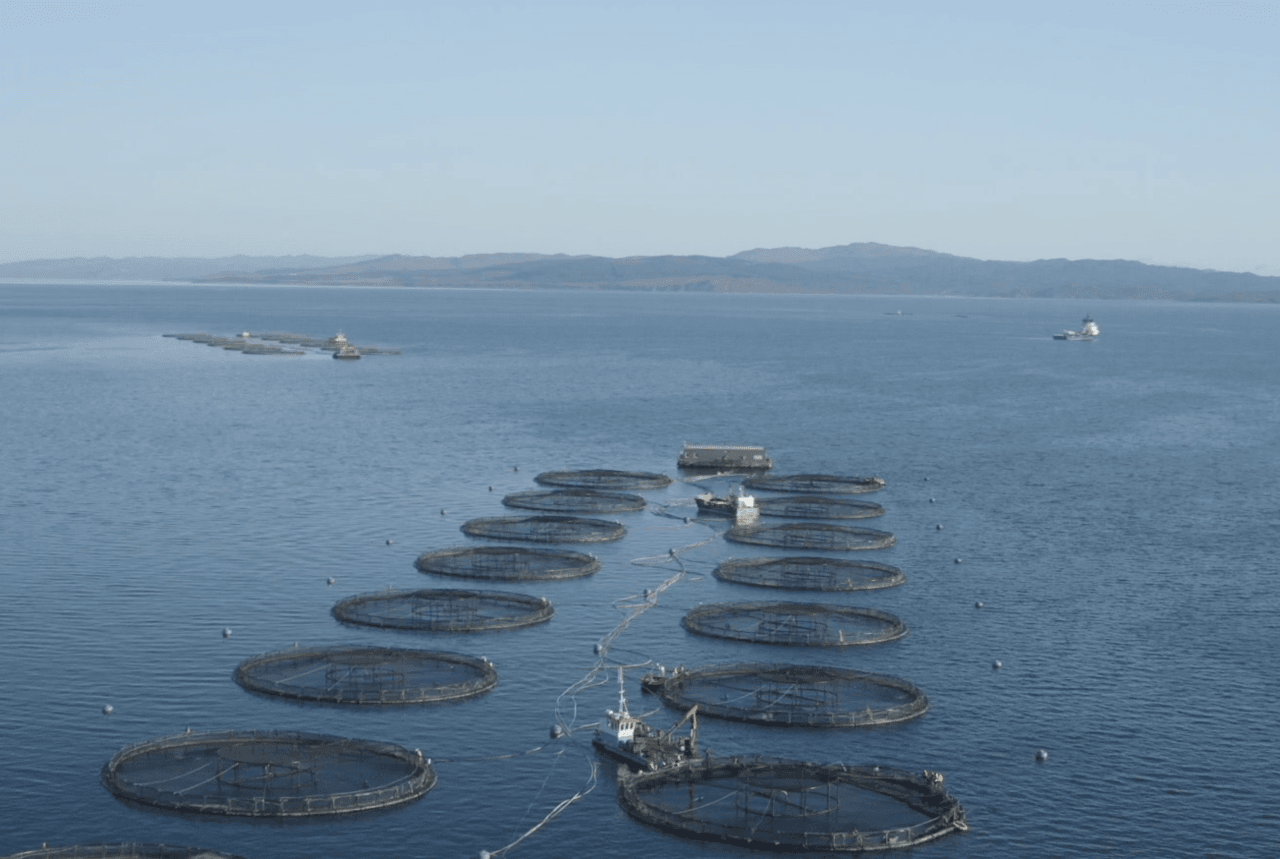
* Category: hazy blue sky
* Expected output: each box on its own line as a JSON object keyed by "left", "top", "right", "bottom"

{"left": 2, "top": 1, "right": 1276, "bottom": 272}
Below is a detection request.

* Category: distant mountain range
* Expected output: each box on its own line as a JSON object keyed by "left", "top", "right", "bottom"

{"left": 3, "top": 244, "right": 1277, "bottom": 302}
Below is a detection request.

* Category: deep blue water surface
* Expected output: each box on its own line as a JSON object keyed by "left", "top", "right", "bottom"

{"left": 2, "top": 283, "right": 1278, "bottom": 858}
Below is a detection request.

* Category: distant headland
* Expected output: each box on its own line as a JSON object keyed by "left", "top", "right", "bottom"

{"left": 3, "top": 243, "right": 1277, "bottom": 303}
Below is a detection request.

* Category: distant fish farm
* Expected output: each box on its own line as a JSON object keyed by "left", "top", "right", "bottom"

{"left": 162, "top": 331, "right": 400, "bottom": 358}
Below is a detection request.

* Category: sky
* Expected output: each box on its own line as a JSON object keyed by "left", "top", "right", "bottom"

{"left": 1, "top": 1, "right": 1276, "bottom": 273}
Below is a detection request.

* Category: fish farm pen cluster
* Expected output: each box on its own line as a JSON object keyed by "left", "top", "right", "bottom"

{"left": 100, "top": 730, "right": 436, "bottom": 818}
{"left": 233, "top": 646, "right": 498, "bottom": 705}
{"left": 642, "top": 663, "right": 929, "bottom": 727}
{"left": 534, "top": 469, "right": 673, "bottom": 490}
{"left": 460, "top": 514, "right": 627, "bottom": 543}
{"left": 413, "top": 546, "right": 601, "bottom": 581}
{"left": 332, "top": 588, "right": 555, "bottom": 631}
{"left": 2, "top": 847, "right": 251, "bottom": 859}
{"left": 725, "top": 522, "right": 898, "bottom": 550}
{"left": 617, "top": 758, "right": 966, "bottom": 852}
{"left": 503, "top": 488, "right": 648, "bottom": 513}
{"left": 26, "top": 444, "right": 969, "bottom": 858}
{"left": 713, "top": 556, "right": 907, "bottom": 591}
{"left": 681, "top": 601, "right": 908, "bottom": 647}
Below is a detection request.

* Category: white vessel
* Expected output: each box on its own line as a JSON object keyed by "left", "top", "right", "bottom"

{"left": 591, "top": 668, "right": 698, "bottom": 771}
{"left": 1054, "top": 314, "right": 1099, "bottom": 341}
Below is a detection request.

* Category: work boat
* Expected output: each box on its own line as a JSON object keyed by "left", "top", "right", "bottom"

{"left": 1054, "top": 314, "right": 1100, "bottom": 341}
{"left": 592, "top": 668, "right": 698, "bottom": 771}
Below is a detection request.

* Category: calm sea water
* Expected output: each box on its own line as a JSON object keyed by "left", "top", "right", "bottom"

{"left": 1, "top": 283, "right": 1278, "bottom": 859}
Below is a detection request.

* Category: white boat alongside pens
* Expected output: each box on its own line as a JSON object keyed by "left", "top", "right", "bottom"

{"left": 1054, "top": 314, "right": 1099, "bottom": 341}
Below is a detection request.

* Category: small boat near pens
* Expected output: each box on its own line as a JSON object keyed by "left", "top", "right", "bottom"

{"left": 592, "top": 668, "right": 700, "bottom": 771}
{"left": 1053, "top": 314, "right": 1099, "bottom": 341}
{"left": 333, "top": 344, "right": 361, "bottom": 360}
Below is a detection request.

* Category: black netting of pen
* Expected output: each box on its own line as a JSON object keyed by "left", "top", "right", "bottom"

{"left": 725, "top": 523, "right": 897, "bottom": 551}
{"left": 233, "top": 646, "right": 498, "bottom": 705}
{"left": 101, "top": 730, "right": 436, "bottom": 817}
{"left": 333, "top": 587, "right": 555, "bottom": 632}
{"left": 682, "top": 601, "right": 907, "bottom": 647}
{"left": 502, "top": 488, "right": 647, "bottom": 514}
{"left": 2, "top": 847, "right": 250, "bottom": 859}
{"left": 415, "top": 546, "right": 601, "bottom": 582}
{"left": 642, "top": 663, "right": 928, "bottom": 727}
{"left": 756, "top": 495, "right": 884, "bottom": 520}
{"left": 534, "top": 469, "right": 672, "bottom": 491}
{"left": 461, "top": 515, "right": 626, "bottom": 544}
{"left": 713, "top": 557, "right": 906, "bottom": 592}
{"left": 744, "top": 474, "right": 887, "bottom": 495}
{"left": 618, "top": 756, "right": 967, "bottom": 852}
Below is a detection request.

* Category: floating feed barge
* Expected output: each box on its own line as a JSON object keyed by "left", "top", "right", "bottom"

{"left": 617, "top": 756, "right": 967, "bottom": 852}
{"left": 233, "top": 645, "right": 498, "bottom": 705}
{"left": 534, "top": 469, "right": 672, "bottom": 491}
{"left": 2, "top": 846, "right": 251, "bottom": 859}
{"left": 333, "top": 587, "right": 555, "bottom": 631}
{"left": 713, "top": 557, "right": 906, "bottom": 592}
{"left": 725, "top": 522, "right": 897, "bottom": 551}
{"left": 744, "top": 473, "right": 886, "bottom": 495}
{"left": 678, "top": 444, "right": 774, "bottom": 471}
{"left": 641, "top": 663, "right": 928, "bottom": 728}
{"left": 460, "top": 515, "right": 626, "bottom": 544}
{"left": 682, "top": 601, "right": 907, "bottom": 647}
{"left": 101, "top": 730, "right": 436, "bottom": 817}
{"left": 414, "top": 546, "right": 600, "bottom": 582}
{"left": 502, "top": 488, "right": 647, "bottom": 514}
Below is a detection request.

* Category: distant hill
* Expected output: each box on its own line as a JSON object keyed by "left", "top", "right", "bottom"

{"left": 4, "top": 245, "right": 1278, "bottom": 302}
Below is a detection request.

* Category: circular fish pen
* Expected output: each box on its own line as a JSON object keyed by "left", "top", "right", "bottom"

{"left": 233, "top": 646, "right": 497, "bottom": 705}
{"left": 502, "top": 488, "right": 647, "bottom": 514}
{"left": 757, "top": 495, "right": 884, "bottom": 520}
{"left": 726, "top": 523, "right": 897, "bottom": 551}
{"left": 714, "top": 557, "right": 906, "bottom": 592}
{"left": 682, "top": 602, "right": 906, "bottom": 647}
{"left": 415, "top": 546, "right": 600, "bottom": 581}
{"left": 534, "top": 469, "right": 672, "bottom": 491}
{"left": 461, "top": 515, "right": 626, "bottom": 544}
{"left": 644, "top": 663, "right": 928, "bottom": 727}
{"left": 618, "top": 757, "right": 967, "bottom": 853}
{"left": 744, "top": 474, "right": 887, "bottom": 495}
{"left": 333, "top": 588, "right": 554, "bottom": 631}
{"left": 101, "top": 730, "right": 436, "bottom": 817}
{"left": 3, "top": 847, "right": 249, "bottom": 859}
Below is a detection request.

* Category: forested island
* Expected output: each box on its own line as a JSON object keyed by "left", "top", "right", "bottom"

{"left": 4, "top": 243, "right": 1277, "bottom": 303}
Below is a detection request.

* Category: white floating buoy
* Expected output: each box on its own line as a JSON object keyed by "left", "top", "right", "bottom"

{"left": 386, "top": 539, "right": 393, "bottom": 545}
{"left": 1036, "top": 749, "right": 1049, "bottom": 762}
{"left": 936, "top": 524, "right": 944, "bottom": 530}
{"left": 513, "top": 466, "right": 519, "bottom": 472}
{"left": 480, "top": 851, "right": 491, "bottom": 859}
{"left": 550, "top": 725, "right": 565, "bottom": 739}
{"left": 924, "top": 476, "right": 930, "bottom": 481}
{"left": 929, "top": 497, "right": 935, "bottom": 503}
{"left": 993, "top": 660, "right": 1003, "bottom": 670}
{"left": 975, "top": 601, "right": 985, "bottom": 609}
{"left": 489, "top": 486, "right": 494, "bottom": 492}
{"left": 954, "top": 558, "right": 963, "bottom": 564}
{"left": 102, "top": 704, "right": 114, "bottom": 715}
{"left": 222, "top": 627, "right": 233, "bottom": 638}
{"left": 327, "top": 577, "right": 336, "bottom": 586}
{"left": 593, "top": 642, "right": 603, "bottom": 655}
{"left": 441, "top": 509, "right": 447, "bottom": 515}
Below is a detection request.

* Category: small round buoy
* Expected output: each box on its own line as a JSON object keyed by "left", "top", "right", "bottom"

{"left": 954, "top": 558, "right": 963, "bottom": 564}
{"left": 222, "top": 627, "right": 233, "bottom": 638}
{"left": 102, "top": 704, "right": 114, "bottom": 715}
{"left": 489, "top": 486, "right": 494, "bottom": 492}
{"left": 386, "top": 539, "right": 393, "bottom": 545}
{"left": 683, "top": 517, "right": 691, "bottom": 524}
{"left": 975, "top": 601, "right": 984, "bottom": 608}
{"left": 936, "top": 524, "right": 944, "bottom": 530}
{"left": 480, "top": 851, "right": 491, "bottom": 859}
{"left": 513, "top": 466, "right": 519, "bottom": 472}
{"left": 992, "top": 660, "right": 1003, "bottom": 670}
{"left": 441, "top": 509, "right": 447, "bottom": 515}
{"left": 593, "top": 642, "right": 602, "bottom": 655}
{"left": 327, "top": 577, "right": 336, "bottom": 586}
{"left": 929, "top": 497, "right": 935, "bottom": 503}
{"left": 550, "top": 725, "right": 565, "bottom": 739}
{"left": 643, "top": 588, "right": 651, "bottom": 598}
{"left": 924, "top": 476, "right": 930, "bottom": 481}
{"left": 1036, "top": 749, "right": 1049, "bottom": 762}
